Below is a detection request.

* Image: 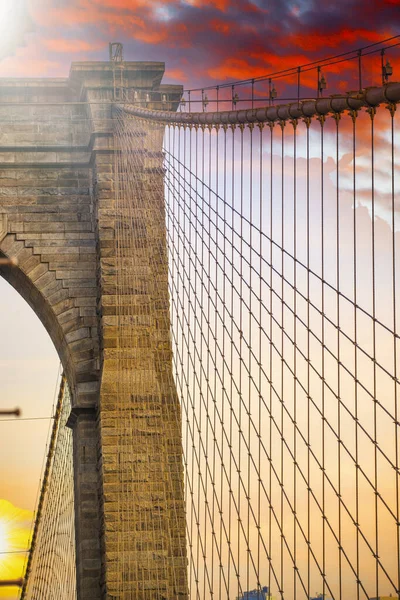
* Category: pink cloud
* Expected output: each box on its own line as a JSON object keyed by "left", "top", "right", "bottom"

{"left": 164, "top": 67, "right": 188, "bottom": 82}
{"left": 44, "top": 38, "right": 107, "bottom": 53}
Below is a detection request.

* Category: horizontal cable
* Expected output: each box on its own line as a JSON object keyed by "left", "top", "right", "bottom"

{"left": 118, "top": 82, "right": 400, "bottom": 125}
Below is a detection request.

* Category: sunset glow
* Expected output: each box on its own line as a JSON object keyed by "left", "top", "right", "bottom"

{"left": 0, "top": 1, "right": 31, "bottom": 63}
{"left": 0, "top": 521, "right": 9, "bottom": 555}
{"left": 0, "top": 500, "right": 32, "bottom": 596}
{"left": 0, "top": 1, "right": 398, "bottom": 599}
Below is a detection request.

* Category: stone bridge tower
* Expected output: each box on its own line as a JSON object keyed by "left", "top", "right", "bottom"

{"left": 0, "top": 61, "right": 186, "bottom": 599}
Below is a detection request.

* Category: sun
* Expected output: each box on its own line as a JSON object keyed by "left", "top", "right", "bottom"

{"left": 0, "top": 1, "right": 32, "bottom": 61}
{"left": 0, "top": 500, "right": 33, "bottom": 595}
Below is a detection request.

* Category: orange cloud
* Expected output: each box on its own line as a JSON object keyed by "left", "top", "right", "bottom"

{"left": 208, "top": 57, "right": 272, "bottom": 81}
{"left": 44, "top": 38, "right": 106, "bottom": 53}
{"left": 31, "top": 0, "right": 191, "bottom": 48}
{"left": 31, "top": 0, "right": 135, "bottom": 27}
{"left": 207, "top": 51, "right": 320, "bottom": 88}
{"left": 210, "top": 18, "right": 231, "bottom": 34}
{"left": 287, "top": 29, "right": 385, "bottom": 52}
{"left": 89, "top": 0, "right": 177, "bottom": 7}
{"left": 19, "top": 0, "right": 400, "bottom": 93}
{"left": 0, "top": 51, "right": 59, "bottom": 77}
{"left": 32, "top": 0, "right": 178, "bottom": 28}
{"left": 164, "top": 67, "right": 188, "bottom": 82}
{"left": 208, "top": 0, "right": 230, "bottom": 10}
{"left": 184, "top": 0, "right": 230, "bottom": 11}
{"left": 206, "top": 42, "right": 390, "bottom": 97}
{"left": 134, "top": 29, "right": 169, "bottom": 44}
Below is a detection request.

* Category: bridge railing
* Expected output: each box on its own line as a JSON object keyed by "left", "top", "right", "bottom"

{"left": 115, "top": 36, "right": 400, "bottom": 116}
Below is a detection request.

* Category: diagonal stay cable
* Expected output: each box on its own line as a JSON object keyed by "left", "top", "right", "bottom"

{"left": 164, "top": 172, "right": 397, "bottom": 595}
{"left": 164, "top": 147, "right": 399, "bottom": 345}
{"left": 164, "top": 166, "right": 400, "bottom": 525}
{"left": 164, "top": 157, "right": 400, "bottom": 440}
{"left": 164, "top": 150, "right": 399, "bottom": 390}
{"left": 166, "top": 194, "right": 397, "bottom": 597}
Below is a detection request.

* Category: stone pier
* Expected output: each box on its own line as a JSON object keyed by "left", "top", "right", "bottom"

{"left": 0, "top": 61, "right": 186, "bottom": 599}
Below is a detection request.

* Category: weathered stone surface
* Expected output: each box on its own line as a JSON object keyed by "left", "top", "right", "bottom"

{"left": 0, "top": 61, "right": 185, "bottom": 600}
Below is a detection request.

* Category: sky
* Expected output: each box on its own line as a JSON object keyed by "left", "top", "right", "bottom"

{"left": 0, "top": 0, "right": 399, "bottom": 598}
{"left": 0, "top": 279, "right": 60, "bottom": 597}
{"left": 0, "top": 0, "right": 398, "bottom": 86}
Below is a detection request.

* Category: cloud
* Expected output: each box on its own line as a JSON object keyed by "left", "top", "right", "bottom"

{"left": 0, "top": 1, "right": 33, "bottom": 61}
{"left": 0, "top": 38, "right": 61, "bottom": 76}
{"left": 184, "top": 0, "right": 231, "bottom": 10}
{"left": 1, "top": 0, "right": 391, "bottom": 91}
{"left": 209, "top": 18, "right": 231, "bottom": 34}
{"left": 164, "top": 67, "right": 188, "bottom": 82}
{"left": 207, "top": 56, "right": 271, "bottom": 81}
{"left": 286, "top": 29, "right": 385, "bottom": 52}
{"left": 43, "top": 38, "right": 106, "bottom": 53}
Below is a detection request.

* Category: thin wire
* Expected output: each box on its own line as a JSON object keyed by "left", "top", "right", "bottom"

{"left": 162, "top": 157, "right": 332, "bottom": 596}
{"left": 320, "top": 113, "right": 327, "bottom": 600}
{"left": 370, "top": 106, "right": 379, "bottom": 600}
{"left": 162, "top": 149, "right": 390, "bottom": 596}
{"left": 247, "top": 122, "right": 253, "bottom": 598}
{"left": 390, "top": 103, "right": 400, "bottom": 598}
{"left": 335, "top": 112, "right": 343, "bottom": 600}
{"left": 292, "top": 117, "right": 298, "bottom": 600}
{"left": 163, "top": 145, "right": 400, "bottom": 348}
{"left": 352, "top": 108, "right": 361, "bottom": 600}
{"left": 305, "top": 116, "right": 311, "bottom": 600}
{"left": 268, "top": 122, "right": 274, "bottom": 600}
{"left": 163, "top": 148, "right": 400, "bottom": 465}
{"left": 280, "top": 119, "right": 285, "bottom": 600}
{"left": 257, "top": 122, "right": 264, "bottom": 598}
